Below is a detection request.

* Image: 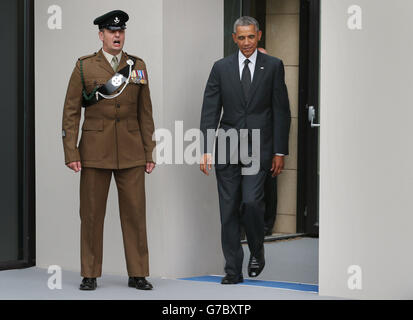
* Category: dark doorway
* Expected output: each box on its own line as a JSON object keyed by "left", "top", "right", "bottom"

{"left": 0, "top": 0, "right": 35, "bottom": 270}
{"left": 297, "top": 0, "right": 320, "bottom": 236}
{"left": 224, "top": 0, "right": 320, "bottom": 237}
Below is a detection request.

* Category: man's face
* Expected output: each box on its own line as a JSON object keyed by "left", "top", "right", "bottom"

{"left": 232, "top": 24, "right": 262, "bottom": 58}
{"left": 99, "top": 29, "right": 125, "bottom": 55}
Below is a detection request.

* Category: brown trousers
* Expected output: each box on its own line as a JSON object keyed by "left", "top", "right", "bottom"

{"left": 79, "top": 166, "right": 149, "bottom": 278}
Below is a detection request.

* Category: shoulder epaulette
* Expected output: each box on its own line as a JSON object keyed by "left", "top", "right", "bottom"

{"left": 78, "top": 52, "right": 97, "bottom": 61}
{"left": 125, "top": 52, "right": 143, "bottom": 63}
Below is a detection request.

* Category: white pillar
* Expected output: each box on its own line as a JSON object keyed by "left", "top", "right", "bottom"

{"left": 319, "top": 0, "right": 413, "bottom": 299}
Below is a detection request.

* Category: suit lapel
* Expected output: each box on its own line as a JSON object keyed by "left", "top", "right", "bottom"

{"left": 247, "top": 51, "right": 266, "bottom": 106}
{"left": 229, "top": 52, "right": 246, "bottom": 105}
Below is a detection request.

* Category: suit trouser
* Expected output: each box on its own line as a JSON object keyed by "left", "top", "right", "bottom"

{"left": 215, "top": 164, "right": 267, "bottom": 276}
{"left": 79, "top": 166, "right": 149, "bottom": 278}
{"left": 264, "top": 175, "right": 277, "bottom": 233}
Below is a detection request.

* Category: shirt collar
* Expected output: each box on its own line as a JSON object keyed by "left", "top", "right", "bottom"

{"left": 102, "top": 48, "right": 123, "bottom": 65}
{"left": 239, "top": 49, "right": 258, "bottom": 66}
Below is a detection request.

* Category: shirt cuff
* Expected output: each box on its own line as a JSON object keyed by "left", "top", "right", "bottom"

{"left": 275, "top": 153, "right": 285, "bottom": 156}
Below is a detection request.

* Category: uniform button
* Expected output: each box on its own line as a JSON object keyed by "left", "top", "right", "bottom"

{"left": 116, "top": 103, "right": 120, "bottom": 108}
{"left": 116, "top": 118, "right": 120, "bottom": 122}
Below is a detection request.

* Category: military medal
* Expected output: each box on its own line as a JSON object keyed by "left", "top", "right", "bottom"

{"left": 130, "top": 70, "right": 148, "bottom": 84}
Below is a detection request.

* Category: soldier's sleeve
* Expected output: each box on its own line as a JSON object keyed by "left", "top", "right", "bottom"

{"left": 137, "top": 62, "right": 156, "bottom": 163}
{"left": 62, "top": 60, "right": 82, "bottom": 164}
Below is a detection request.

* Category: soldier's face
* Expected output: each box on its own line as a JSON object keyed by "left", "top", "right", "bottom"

{"left": 232, "top": 24, "right": 262, "bottom": 58}
{"left": 99, "top": 29, "right": 125, "bottom": 55}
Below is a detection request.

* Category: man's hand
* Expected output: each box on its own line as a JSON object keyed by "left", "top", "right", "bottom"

{"left": 200, "top": 153, "right": 213, "bottom": 176}
{"left": 145, "top": 162, "right": 155, "bottom": 174}
{"left": 270, "top": 155, "right": 284, "bottom": 177}
{"left": 67, "top": 161, "right": 82, "bottom": 173}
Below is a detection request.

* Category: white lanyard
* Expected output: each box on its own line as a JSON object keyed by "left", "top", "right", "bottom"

{"left": 95, "top": 59, "right": 134, "bottom": 100}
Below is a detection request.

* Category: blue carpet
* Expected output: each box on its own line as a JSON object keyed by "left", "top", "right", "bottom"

{"left": 178, "top": 275, "right": 318, "bottom": 293}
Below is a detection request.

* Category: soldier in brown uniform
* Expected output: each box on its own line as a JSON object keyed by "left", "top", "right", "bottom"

{"left": 62, "top": 10, "right": 156, "bottom": 291}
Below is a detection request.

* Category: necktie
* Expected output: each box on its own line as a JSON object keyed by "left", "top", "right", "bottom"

{"left": 111, "top": 56, "right": 119, "bottom": 72}
{"left": 241, "top": 59, "right": 251, "bottom": 100}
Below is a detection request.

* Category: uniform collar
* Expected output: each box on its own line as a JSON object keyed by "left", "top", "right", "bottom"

{"left": 102, "top": 48, "right": 123, "bottom": 65}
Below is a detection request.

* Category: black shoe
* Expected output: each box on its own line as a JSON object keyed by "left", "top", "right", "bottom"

{"left": 79, "top": 277, "right": 97, "bottom": 290}
{"left": 221, "top": 274, "right": 244, "bottom": 284}
{"left": 128, "top": 277, "right": 153, "bottom": 290}
{"left": 248, "top": 250, "right": 265, "bottom": 277}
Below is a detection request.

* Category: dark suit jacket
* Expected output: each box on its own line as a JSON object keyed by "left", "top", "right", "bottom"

{"left": 200, "top": 51, "right": 291, "bottom": 169}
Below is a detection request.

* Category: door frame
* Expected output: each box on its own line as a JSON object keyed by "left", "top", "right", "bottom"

{"left": 297, "top": 0, "right": 320, "bottom": 236}
{"left": 0, "top": 0, "right": 36, "bottom": 271}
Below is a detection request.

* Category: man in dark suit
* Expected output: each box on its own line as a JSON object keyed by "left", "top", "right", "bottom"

{"left": 200, "top": 16, "right": 291, "bottom": 284}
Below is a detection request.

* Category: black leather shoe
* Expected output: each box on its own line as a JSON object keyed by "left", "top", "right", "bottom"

{"left": 221, "top": 274, "right": 244, "bottom": 284}
{"left": 248, "top": 250, "right": 265, "bottom": 277}
{"left": 128, "top": 277, "right": 153, "bottom": 290}
{"left": 79, "top": 277, "right": 97, "bottom": 290}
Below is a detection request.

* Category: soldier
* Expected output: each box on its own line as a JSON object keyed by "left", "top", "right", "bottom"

{"left": 62, "top": 10, "right": 156, "bottom": 291}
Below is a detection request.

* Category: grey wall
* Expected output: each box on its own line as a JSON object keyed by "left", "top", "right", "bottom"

{"left": 160, "top": 0, "right": 224, "bottom": 277}
{"left": 35, "top": 0, "right": 223, "bottom": 277}
{"left": 319, "top": 0, "right": 413, "bottom": 299}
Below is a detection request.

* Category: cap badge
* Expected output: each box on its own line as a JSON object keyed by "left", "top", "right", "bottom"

{"left": 114, "top": 17, "right": 120, "bottom": 24}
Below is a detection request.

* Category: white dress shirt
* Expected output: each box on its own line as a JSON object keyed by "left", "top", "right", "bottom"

{"left": 238, "top": 49, "right": 257, "bottom": 80}
{"left": 238, "top": 50, "right": 284, "bottom": 157}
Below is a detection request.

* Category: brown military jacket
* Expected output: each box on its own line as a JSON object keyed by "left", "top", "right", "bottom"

{"left": 62, "top": 49, "right": 156, "bottom": 169}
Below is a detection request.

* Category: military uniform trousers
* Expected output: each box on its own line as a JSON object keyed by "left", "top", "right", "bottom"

{"left": 79, "top": 165, "right": 148, "bottom": 278}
